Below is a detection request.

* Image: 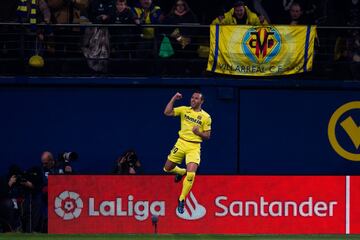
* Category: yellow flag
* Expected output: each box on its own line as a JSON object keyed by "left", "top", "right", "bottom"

{"left": 207, "top": 25, "right": 316, "bottom": 76}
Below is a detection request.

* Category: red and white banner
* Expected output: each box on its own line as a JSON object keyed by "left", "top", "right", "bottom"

{"left": 48, "top": 175, "right": 359, "bottom": 234}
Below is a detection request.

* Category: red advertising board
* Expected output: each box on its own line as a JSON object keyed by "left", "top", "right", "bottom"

{"left": 48, "top": 176, "right": 359, "bottom": 234}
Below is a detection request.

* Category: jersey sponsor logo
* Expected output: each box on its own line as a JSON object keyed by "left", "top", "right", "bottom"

{"left": 184, "top": 114, "right": 202, "bottom": 125}
{"left": 328, "top": 101, "right": 360, "bottom": 161}
{"left": 176, "top": 192, "right": 206, "bottom": 220}
{"left": 55, "top": 191, "right": 83, "bottom": 220}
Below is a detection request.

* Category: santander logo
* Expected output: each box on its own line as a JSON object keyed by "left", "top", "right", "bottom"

{"left": 176, "top": 192, "right": 206, "bottom": 220}
{"left": 55, "top": 191, "right": 83, "bottom": 220}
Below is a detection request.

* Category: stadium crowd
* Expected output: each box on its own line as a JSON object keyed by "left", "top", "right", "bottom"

{"left": 0, "top": 0, "right": 358, "bottom": 78}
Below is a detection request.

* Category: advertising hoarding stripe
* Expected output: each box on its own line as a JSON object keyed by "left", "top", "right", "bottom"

{"left": 346, "top": 175, "right": 350, "bottom": 234}
{"left": 48, "top": 176, "right": 351, "bottom": 234}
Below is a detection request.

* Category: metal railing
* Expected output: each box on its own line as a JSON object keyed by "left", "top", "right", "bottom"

{"left": 0, "top": 23, "right": 359, "bottom": 79}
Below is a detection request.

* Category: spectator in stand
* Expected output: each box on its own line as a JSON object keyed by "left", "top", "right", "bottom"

{"left": 46, "top": 0, "right": 88, "bottom": 56}
{"left": 109, "top": 0, "right": 140, "bottom": 58}
{"left": 288, "top": 2, "right": 307, "bottom": 25}
{"left": 212, "top": 1, "right": 267, "bottom": 25}
{"left": 165, "top": 0, "right": 197, "bottom": 25}
{"left": 47, "top": 0, "right": 88, "bottom": 24}
{"left": 88, "top": 0, "right": 114, "bottom": 23}
{"left": 132, "top": 0, "right": 162, "bottom": 58}
{"left": 16, "top": 0, "right": 51, "bottom": 24}
{"left": 164, "top": 0, "right": 198, "bottom": 49}
{"left": 162, "top": 0, "right": 198, "bottom": 74}
{"left": 133, "top": 0, "right": 162, "bottom": 39}
{"left": 110, "top": 0, "right": 139, "bottom": 24}
{"left": 15, "top": 0, "right": 51, "bottom": 60}
{"left": 263, "top": 0, "right": 319, "bottom": 25}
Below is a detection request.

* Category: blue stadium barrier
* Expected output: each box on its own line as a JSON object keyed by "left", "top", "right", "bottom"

{"left": 0, "top": 77, "right": 359, "bottom": 175}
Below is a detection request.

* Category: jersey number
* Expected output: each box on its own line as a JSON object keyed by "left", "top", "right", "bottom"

{"left": 172, "top": 147, "right": 178, "bottom": 154}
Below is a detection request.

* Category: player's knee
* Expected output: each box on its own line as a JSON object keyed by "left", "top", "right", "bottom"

{"left": 186, "top": 172, "right": 195, "bottom": 182}
{"left": 163, "top": 166, "right": 173, "bottom": 172}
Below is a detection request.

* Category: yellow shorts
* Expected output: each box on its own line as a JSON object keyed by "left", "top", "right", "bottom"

{"left": 168, "top": 138, "right": 201, "bottom": 165}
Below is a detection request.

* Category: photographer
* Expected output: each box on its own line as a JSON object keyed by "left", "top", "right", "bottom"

{"left": 113, "top": 150, "right": 141, "bottom": 174}
{"left": 0, "top": 169, "right": 20, "bottom": 232}
{"left": 41, "top": 151, "right": 73, "bottom": 177}
{"left": 0, "top": 164, "right": 44, "bottom": 232}
{"left": 6, "top": 165, "right": 25, "bottom": 232}
{"left": 41, "top": 151, "right": 76, "bottom": 231}
{"left": 2, "top": 165, "right": 44, "bottom": 233}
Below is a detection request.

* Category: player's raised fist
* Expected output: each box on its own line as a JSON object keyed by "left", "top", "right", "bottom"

{"left": 173, "top": 92, "right": 182, "bottom": 100}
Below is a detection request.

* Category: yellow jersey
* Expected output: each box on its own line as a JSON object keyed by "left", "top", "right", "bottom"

{"left": 173, "top": 106, "right": 212, "bottom": 143}
{"left": 133, "top": 6, "right": 161, "bottom": 39}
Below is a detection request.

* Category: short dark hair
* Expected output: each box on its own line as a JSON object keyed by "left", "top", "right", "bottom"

{"left": 193, "top": 90, "right": 204, "bottom": 101}
{"left": 233, "top": 1, "right": 245, "bottom": 8}
{"left": 290, "top": 2, "right": 302, "bottom": 10}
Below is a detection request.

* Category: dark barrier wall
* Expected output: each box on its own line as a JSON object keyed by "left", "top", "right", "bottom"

{"left": 239, "top": 90, "right": 360, "bottom": 174}
{"left": 0, "top": 78, "right": 360, "bottom": 175}
{"left": 0, "top": 85, "right": 238, "bottom": 174}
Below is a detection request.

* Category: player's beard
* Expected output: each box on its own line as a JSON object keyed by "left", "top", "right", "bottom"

{"left": 191, "top": 101, "right": 201, "bottom": 110}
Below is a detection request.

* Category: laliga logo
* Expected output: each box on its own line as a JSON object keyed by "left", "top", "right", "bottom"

{"left": 242, "top": 26, "right": 281, "bottom": 64}
{"left": 55, "top": 191, "right": 83, "bottom": 220}
{"left": 176, "top": 192, "right": 206, "bottom": 220}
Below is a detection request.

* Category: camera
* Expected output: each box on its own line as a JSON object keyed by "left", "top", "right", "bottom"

{"left": 15, "top": 172, "right": 28, "bottom": 184}
{"left": 124, "top": 151, "right": 137, "bottom": 167}
{"left": 15, "top": 170, "right": 38, "bottom": 185}
{"left": 114, "top": 150, "right": 140, "bottom": 174}
{"left": 56, "top": 152, "right": 78, "bottom": 172}
{"left": 8, "top": 165, "right": 28, "bottom": 185}
{"left": 58, "top": 152, "right": 78, "bottom": 164}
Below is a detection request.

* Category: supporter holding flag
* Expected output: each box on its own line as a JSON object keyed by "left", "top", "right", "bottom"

{"left": 212, "top": 1, "right": 267, "bottom": 25}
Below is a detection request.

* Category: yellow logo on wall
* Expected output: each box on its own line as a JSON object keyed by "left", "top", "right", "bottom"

{"left": 328, "top": 101, "right": 360, "bottom": 161}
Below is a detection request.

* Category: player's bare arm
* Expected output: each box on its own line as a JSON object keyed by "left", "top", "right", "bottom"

{"left": 192, "top": 126, "right": 211, "bottom": 140}
{"left": 164, "top": 92, "right": 182, "bottom": 116}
